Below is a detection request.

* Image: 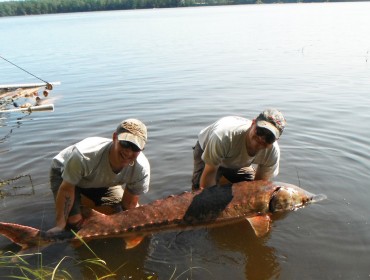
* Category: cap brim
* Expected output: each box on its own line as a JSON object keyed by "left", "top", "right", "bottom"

{"left": 117, "top": 132, "right": 145, "bottom": 150}
{"left": 256, "top": 120, "right": 280, "bottom": 139}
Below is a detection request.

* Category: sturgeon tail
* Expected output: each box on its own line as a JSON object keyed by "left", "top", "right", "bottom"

{"left": 0, "top": 222, "right": 45, "bottom": 250}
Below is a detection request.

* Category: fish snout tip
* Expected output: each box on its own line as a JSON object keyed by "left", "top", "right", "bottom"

{"left": 310, "top": 193, "right": 327, "bottom": 203}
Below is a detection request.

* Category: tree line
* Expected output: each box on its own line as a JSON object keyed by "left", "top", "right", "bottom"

{"left": 0, "top": 0, "right": 358, "bottom": 17}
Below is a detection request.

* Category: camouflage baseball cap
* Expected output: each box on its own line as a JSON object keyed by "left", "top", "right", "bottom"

{"left": 116, "top": 119, "right": 147, "bottom": 150}
{"left": 256, "top": 108, "right": 286, "bottom": 139}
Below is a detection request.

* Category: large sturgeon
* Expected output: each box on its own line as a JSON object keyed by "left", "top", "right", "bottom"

{"left": 0, "top": 181, "right": 326, "bottom": 250}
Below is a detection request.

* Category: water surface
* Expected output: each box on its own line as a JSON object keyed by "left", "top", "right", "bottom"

{"left": 1, "top": 3, "right": 370, "bottom": 279}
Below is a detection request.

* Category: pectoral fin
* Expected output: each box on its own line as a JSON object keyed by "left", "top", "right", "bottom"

{"left": 124, "top": 235, "right": 145, "bottom": 249}
{"left": 246, "top": 215, "right": 271, "bottom": 237}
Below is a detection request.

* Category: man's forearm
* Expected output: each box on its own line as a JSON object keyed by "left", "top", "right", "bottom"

{"left": 121, "top": 188, "right": 139, "bottom": 210}
{"left": 199, "top": 170, "right": 217, "bottom": 189}
{"left": 254, "top": 168, "right": 271, "bottom": 181}
{"left": 54, "top": 184, "right": 75, "bottom": 228}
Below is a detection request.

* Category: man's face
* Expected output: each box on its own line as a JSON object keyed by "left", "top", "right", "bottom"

{"left": 251, "top": 124, "right": 276, "bottom": 150}
{"left": 112, "top": 134, "right": 141, "bottom": 169}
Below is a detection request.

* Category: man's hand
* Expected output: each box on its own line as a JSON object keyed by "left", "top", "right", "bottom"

{"left": 46, "top": 225, "right": 65, "bottom": 237}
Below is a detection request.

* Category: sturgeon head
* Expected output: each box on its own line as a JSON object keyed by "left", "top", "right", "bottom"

{"left": 268, "top": 182, "right": 327, "bottom": 213}
{"left": 231, "top": 181, "right": 327, "bottom": 237}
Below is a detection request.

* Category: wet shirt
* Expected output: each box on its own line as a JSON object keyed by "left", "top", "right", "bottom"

{"left": 51, "top": 137, "right": 150, "bottom": 195}
{"left": 198, "top": 116, "right": 280, "bottom": 178}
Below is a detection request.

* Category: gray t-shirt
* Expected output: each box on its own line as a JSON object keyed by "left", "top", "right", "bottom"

{"left": 198, "top": 116, "right": 280, "bottom": 178}
{"left": 51, "top": 137, "right": 150, "bottom": 195}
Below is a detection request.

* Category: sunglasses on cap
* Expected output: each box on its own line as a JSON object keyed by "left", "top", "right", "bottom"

{"left": 256, "top": 127, "right": 276, "bottom": 145}
{"left": 119, "top": 140, "right": 142, "bottom": 152}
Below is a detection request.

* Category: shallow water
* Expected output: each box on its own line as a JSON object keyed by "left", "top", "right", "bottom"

{"left": 1, "top": 3, "right": 370, "bottom": 279}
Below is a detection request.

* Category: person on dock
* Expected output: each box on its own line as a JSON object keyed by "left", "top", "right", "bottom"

{"left": 192, "top": 108, "right": 286, "bottom": 190}
{"left": 47, "top": 118, "right": 150, "bottom": 234}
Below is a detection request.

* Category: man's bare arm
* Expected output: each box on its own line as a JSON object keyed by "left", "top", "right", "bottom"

{"left": 121, "top": 188, "right": 139, "bottom": 210}
{"left": 47, "top": 181, "right": 76, "bottom": 234}
{"left": 199, "top": 163, "right": 219, "bottom": 189}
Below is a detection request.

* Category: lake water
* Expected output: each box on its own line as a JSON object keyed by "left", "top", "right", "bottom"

{"left": 1, "top": 2, "right": 370, "bottom": 279}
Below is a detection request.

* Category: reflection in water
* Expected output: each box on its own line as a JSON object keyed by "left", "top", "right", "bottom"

{"left": 209, "top": 222, "right": 280, "bottom": 280}
{"left": 0, "top": 115, "right": 27, "bottom": 144}
{"left": 141, "top": 217, "right": 284, "bottom": 279}
{"left": 73, "top": 236, "right": 156, "bottom": 279}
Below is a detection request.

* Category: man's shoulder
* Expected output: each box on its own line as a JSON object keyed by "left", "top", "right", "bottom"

{"left": 199, "top": 116, "right": 251, "bottom": 146}
{"left": 75, "top": 137, "right": 111, "bottom": 153}
{"left": 214, "top": 116, "right": 251, "bottom": 134}
{"left": 136, "top": 152, "right": 150, "bottom": 170}
{"left": 52, "top": 137, "right": 111, "bottom": 169}
{"left": 218, "top": 115, "right": 249, "bottom": 123}
{"left": 217, "top": 116, "right": 250, "bottom": 126}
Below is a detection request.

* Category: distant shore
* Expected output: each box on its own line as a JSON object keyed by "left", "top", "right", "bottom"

{"left": 0, "top": 0, "right": 364, "bottom": 17}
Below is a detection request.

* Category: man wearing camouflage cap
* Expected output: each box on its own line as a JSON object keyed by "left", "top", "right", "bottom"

{"left": 192, "top": 109, "right": 286, "bottom": 190}
{"left": 47, "top": 118, "right": 150, "bottom": 235}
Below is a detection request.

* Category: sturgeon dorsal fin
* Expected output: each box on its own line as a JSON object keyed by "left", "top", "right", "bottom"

{"left": 246, "top": 215, "right": 271, "bottom": 237}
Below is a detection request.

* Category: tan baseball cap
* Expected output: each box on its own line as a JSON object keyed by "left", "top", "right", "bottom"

{"left": 116, "top": 118, "right": 147, "bottom": 150}
{"left": 256, "top": 108, "right": 286, "bottom": 139}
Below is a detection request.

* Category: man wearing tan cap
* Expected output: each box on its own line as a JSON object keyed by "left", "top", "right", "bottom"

{"left": 47, "top": 118, "right": 150, "bottom": 235}
{"left": 192, "top": 109, "right": 286, "bottom": 190}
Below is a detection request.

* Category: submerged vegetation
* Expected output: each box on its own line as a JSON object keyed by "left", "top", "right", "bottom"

{"left": 0, "top": 232, "right": 118, "bottom": 279}
{"left": 0, "top": 0, "right": 360, "bottom": 17}
{"left": 0, "top": 250, "right": 116, "bottom": 279}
